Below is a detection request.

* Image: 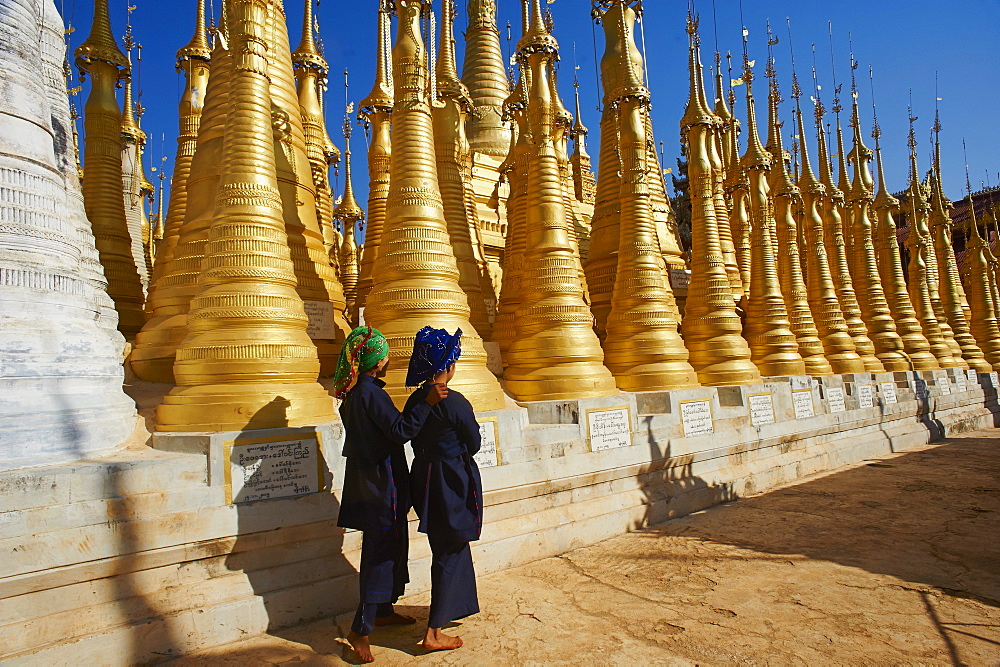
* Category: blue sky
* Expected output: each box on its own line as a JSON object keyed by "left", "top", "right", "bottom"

{"left": 62, "top": 0, "right": 999, "bottom": 220}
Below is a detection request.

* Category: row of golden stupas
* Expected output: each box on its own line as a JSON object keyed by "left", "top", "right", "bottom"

{"left": 69, "top": 0, "right": 1000, "bottom": 431}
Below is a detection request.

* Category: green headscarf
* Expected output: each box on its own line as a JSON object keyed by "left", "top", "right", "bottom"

{"left": 332, "top": 326, "right": 389, "bottom": 399}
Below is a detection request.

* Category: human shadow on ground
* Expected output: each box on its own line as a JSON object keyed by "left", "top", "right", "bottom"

{"left": 223, "top": 397, "right": 357, "bottom": 662}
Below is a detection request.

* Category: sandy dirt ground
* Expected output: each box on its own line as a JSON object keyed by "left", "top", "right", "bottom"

{"left": 173, "top": 430, "right": 1000, "bottom": 665}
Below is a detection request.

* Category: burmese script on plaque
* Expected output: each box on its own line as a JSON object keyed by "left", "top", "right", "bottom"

{"left": 990, "top": 372, "right": 999, "bottom": 388}
{"left": 967, "top": 368, "right": 978, "bottom": 384}
{"left": 956, "top": 374, "right": 968, "bottom": 392}
{"left": 587, "top": 406, "right": 633, "bottom": 452}
{"left": 914, "top": 378, "right": 928, "bottom": 400}
{"left": 857, "top": 384, "right": 875, "bottom": 409}
{"left": 938, "top": 379, "right": 951, "bottom": 395}
{"left": 881, "top": 382, "right": 898, "bottom": 404}
{"left": 827, "top": 387, "right": 846, "bottom": 413}
{"left": 227, "top": 435, "right": 322, "bottom": 504}
{"left": 474, "top": 418, "right": 500, "bottom": 468}
{"left": 303, "top": 300, "right": 338, "bottom": 339}
{"left": 792, "top": 389, "right": 815, "bottom": 419}
{"left": 748, "top": 393, "right": 775, "bottom": 427}
{"left": 680, "top": 399, "right": 713, "bottom": 437}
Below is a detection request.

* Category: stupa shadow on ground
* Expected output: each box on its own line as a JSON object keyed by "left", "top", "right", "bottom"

{"left": 171, "top": 430, "right": 1000, "bottom": 666}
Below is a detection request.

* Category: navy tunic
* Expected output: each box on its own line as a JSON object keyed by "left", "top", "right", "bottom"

{"left": 404, "top": 384, "right": 484, "bottom": 542}
{"left": 337, "top": 374, "right": 432, "bottom": 533}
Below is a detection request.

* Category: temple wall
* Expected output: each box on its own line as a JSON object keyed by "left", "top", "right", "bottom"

{"left": 1, "top": 370, "right": 996, "bottom": 662}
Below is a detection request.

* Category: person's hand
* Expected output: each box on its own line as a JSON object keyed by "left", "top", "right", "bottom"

{"left": 425, "top": 382, "right": 449, "bottom": 406}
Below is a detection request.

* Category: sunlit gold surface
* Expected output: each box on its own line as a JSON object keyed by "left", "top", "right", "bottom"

{"left": 462, "top": 0, "right": 511, "bottom": 157}
{"left": 75, "top": 0, "right": 145, "bottom": 338}
{"left": 738, "top": 59, "right": 806, "bottom": 377}
{"left": 764, "top": 65, "right": 833, "bottom": 376}
{"left": 502, "top": 0, "right": 617, "bottom": 401}
{"left": 433, "top": 0, "right": 493, "bottom": 340}
{"left": 793, "top": 91, "right": 863, "bottom": 375}
{"left": 870, "top": 124, "right": 939, "bottom": 371}
{"left": 680, "top": 17, "right": 759, "bottom": 386}
{"left": 365, "top": 0, "right": 503, "bottom": 410}
{"left": 596, "top": 1, "right": 697, "bottom": 391}
{"left": 961, "top": 197, "right": 1000, "bottom": 368}
{"left": 334, "top": 124, "right": 363, "bottom": 326}
{"left": 130, "top": 14, "right": 230, "bottom": 382}
{"left": 845, "top": 89, "right": 909, "bottom": 371}
{"left": 354, "top": 2, "right": 393, "bottom": 323}
{"left": 267, "top": 0, "right": 349, "bottom": 374}
{"left": 491, "top": 100, "right": 526, "bottom": 360}
{"left": 158, "top": 0, "right": 335, "bottom": 432}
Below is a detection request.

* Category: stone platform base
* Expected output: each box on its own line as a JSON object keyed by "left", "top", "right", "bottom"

{"left": 1, "top": 371, "right": 997, "bottom": 663}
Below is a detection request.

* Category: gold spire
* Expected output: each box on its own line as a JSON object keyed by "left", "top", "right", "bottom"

{"left": 433, "top": 0, "right": 493, "bottom": 339}
{"left": 680, "top": 14, "right": 759, "bottom": 386}
{"left": 75, "top": 0, "right": 145, "bottom": 338}
{"left": 463, "top": 0, "right": 513, "bottom": 156}
{"left": 962, "top": 189, "right": 1000, "bottom": 368}
{"left": 176, "top": 0, "right": 212, "bottom": 62}
{"left": 870, "top": 95, "right": 939, "bottom": 371}
{"left": 790, "top": 65, "right": 865, "bottom": 375}
{"left": 813, "top": 67, "right": 882, "bottom": 373}
{"left": 130, "top": 2, "right": 227, "bottom": 382}
{"left": 902, "top": 105, "right": 965, "bottom": 368}
{"left": 501, "top": 0, "right": 617, "bottom": 400}
{"left": 366, "top": 0, "right": 504, "bottom": 410}
{"left": 293, "top": 0, "right": 338, "bottom": 252}
{"left": 844, "top": 61, "right": 909, "bottom": 370}
{"left": 354, "top": 2, "right": 394, "bottom": 323}
{"left": 157, "top": 0, "right": 335, "bottom": 431}
{"left": 595, "top": 0, "right": 697, "bottom": 391}
{"left": 738, "top": 46, "right": 806, "bottom": 377}
{"left": 335, "top": 116, "right": 363, "bottom": 323}
{"left": 569, "top": 75, "right": 596, "bottom": 204}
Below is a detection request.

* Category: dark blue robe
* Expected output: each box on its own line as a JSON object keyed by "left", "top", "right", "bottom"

{"left": 404, "top": 383, "right": 483, "bottom": 627}
{"left": 338, "top": 374, "right": 432, "bottom": 634}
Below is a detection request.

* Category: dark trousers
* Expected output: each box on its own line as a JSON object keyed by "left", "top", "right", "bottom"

{"left": 351, "top": 527, "right": 409, "bottom": 636}
{"left": 427, "top": 535, "right": 479, "bottom": 629}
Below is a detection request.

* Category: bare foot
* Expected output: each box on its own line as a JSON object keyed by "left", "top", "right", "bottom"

{"left": 375, "top": 612, "right": 416, "bottom": 626}
{"left": 346, "top": 630, "right": 375, "bottom": 663}
{"left": 422, "top": 627, "right": 463, "bottom": 651}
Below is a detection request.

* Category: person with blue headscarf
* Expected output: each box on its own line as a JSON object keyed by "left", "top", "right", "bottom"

{"left": 334, "top": 326, "right": 449, "bottom": 663}
{"left": 403, "top": 326, "right": 484, "bottom": 652}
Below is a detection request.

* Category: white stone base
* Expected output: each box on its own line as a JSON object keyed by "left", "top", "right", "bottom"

{"left": 0, "top": 373, "right": 997, "bottom": 662}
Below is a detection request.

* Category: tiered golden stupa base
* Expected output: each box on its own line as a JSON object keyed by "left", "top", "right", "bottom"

{"left": 129, "top": 315, "right": 187, "bottom": 382}
{"left": 157, "top": 383, "right": 335, "bottom": 432}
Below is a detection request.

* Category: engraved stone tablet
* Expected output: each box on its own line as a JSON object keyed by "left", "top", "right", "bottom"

{"left": 827, "top": 387, "right": 846, "bottom": 413}
{"left": 680, "top": 399, "right": 713, "bottom": 437}
{"left": 914, "top": 378, "right": 927, "bottom": 400}
{"left": 857, "top": 384, "right": 875, "bottom": 409}
{"left": 226, "top": 433, "right": 323, "bottom": 504}
{"left": 956, "top": 374, "right": 968, "bottom": 392}
{"left": 991, "top": 372, "right": 999, "bottom": 388}
{"left": 474, "top": 417, "right": 500, "bottom": 468}
{"left": 669, "top": 268, "right": 691, "bottom": 289}
{"left": 792, "top": 389, "right": 814, "bottom": 419}
{"left": 881, "top": 382, "right": 898, "bottom": 404}
{"left": 587, "top": 406, "right": 633, "bottom": 452}
{"left": 303, "top": 300, "right": 338, "bottom": 339}
{"left": 968, "top": 368, "right": 978, "bottom": 384}
{"left": 748, "top": 393, "right": 775, "bottom": 426}
{"left": 938, "top": 379, "right": 951, "bottom": 395}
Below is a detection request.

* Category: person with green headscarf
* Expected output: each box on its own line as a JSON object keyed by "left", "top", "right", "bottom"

{"left": 334, "top": 327, "right": 448, "bottom": 663}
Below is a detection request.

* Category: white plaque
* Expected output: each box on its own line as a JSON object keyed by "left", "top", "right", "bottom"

{"left": 968, "top": 368, "right": 978, "bottom": 384}
{"left": 225, "top": 433, "right": 323, "bottom": 504}
{"left": 938, "top": 380, "right": 951, "bottom": 395}
{"left": 991, "top": 372, "right": 999, "bottom": 388}
{"left": 748, "top": 393, "right": 775, "bottom": 427}
{"left": 587, "top": 406, "right": 633, "bottom": 451}
{"left": 956, "top": 374, "right": 968, "bottom": 392}
{"left": 680, "top": 399, "right": 714, "bottom": 437}
{"left": 303, "top": 300, "right": 338, "bottom": 339}
{"left": 914, "top": 378, "right": 928, "bottom": 400}
{"left": 669, "top": 268, "right": 691, "bottom": 289}
{"left": 792, "top": 389, "right": 814, "bottom": 419}
{"left": 358, "top": 306, "right": 366, "bottom": 326}
{"left": 857, "top": 384, "right": 875, "bottom": 409}
{"left": 827, "top": 387, "right": 846, "bottom": 413}
{"left": 881, "top": 382, "right": 898, "bottom": 404}
{"left": 474, "top": 418, "right": 500, "bottom": 468}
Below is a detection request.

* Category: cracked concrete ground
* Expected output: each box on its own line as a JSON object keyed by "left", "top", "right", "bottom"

{"left": 173, "top": 430, "right": 1000, "bottom": 665}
